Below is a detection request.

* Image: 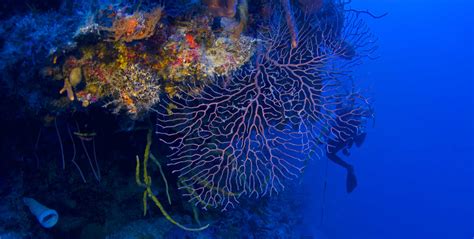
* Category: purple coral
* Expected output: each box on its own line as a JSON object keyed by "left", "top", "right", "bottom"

{"left": 156, "top": 6, "right": 375, "bottom": 210}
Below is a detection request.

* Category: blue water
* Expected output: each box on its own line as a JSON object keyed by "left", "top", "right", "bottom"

{"left": 303, "top": 1, "right": 474, "bottom": 238}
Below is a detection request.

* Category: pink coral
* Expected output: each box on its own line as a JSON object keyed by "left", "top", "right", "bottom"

{"left": 156, "top": 8, "right": 375, "bottom": 210}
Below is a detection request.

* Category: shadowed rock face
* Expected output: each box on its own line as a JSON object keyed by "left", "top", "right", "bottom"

{"left": 298, "top": 0, "right": 323, "bottom": 13}
{"left": 203, "top": 0, "right": 238, "bottom": 17}
{"left": 0, "top": 0, "right": 63, "bottom": 20}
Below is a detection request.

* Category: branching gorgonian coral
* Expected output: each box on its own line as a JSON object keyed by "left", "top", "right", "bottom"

{"left": 156, "top": 4, "right": 375, "bottom": 210}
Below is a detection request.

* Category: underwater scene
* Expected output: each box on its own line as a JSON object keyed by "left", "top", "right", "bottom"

{"left": 0, "top": 0, "right": 473, "bottom": 238}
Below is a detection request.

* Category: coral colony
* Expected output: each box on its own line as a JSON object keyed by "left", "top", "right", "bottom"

{"left": 1, "top": 0, "right": 376, "bottom": 233}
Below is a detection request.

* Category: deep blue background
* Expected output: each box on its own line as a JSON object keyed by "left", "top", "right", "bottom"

{"left": 302, "top": 1, "right": 474, "bottom": 238}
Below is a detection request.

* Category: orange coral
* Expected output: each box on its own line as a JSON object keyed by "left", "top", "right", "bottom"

{"left": 185, "top": 33, "right": 198, "bottom": 49}
{"left": 281, "top": 0, "right": 299, "bottom": 48}
{"left": 106, "top": 7, "right": 163, "bottom": 42}
{"left": 122, "top": 18, "right": 139, "bottom": 37}
{"left": 120, "top": 92, "right": 137, "bottom": 114}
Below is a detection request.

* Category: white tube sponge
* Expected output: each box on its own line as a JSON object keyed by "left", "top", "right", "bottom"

{"left": 23, "top": 197, "right": 59, "bottom": 228}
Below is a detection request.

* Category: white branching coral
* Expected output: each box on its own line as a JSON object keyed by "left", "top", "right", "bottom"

{"left": 204, "top": 36, "right": 257, "bottom": 77}
{"left": 104, "top": 64, "right": 161, "bottom": 116}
